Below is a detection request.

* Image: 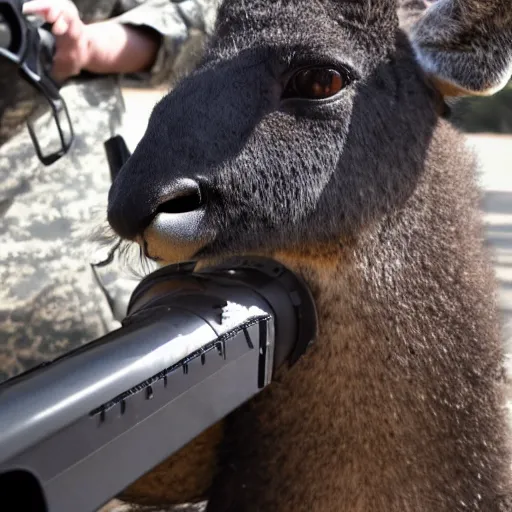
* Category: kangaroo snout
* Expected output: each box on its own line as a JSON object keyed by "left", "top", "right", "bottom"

{"left": 106, "top": 58, "right": 270, "bottom": 263}
{"left": 108, "top": 168, "right": 211, "bottom": 261}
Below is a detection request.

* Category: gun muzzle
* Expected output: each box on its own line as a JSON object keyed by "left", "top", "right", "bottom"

{"left": 0, "top": 257, "right": 317, "bottom": 512}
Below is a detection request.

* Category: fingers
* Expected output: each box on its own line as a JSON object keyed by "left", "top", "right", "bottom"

{"left": 52, "top": 16, "right": 69, "bottom": 36}
{"left": 23, "top": 0, "right": 88, "bottom": 81}
{"left": 22, "top": 0, "right": 80, "bottom": 38}
{"left": 23, "top": 0, "right": 70, "bottom": 23}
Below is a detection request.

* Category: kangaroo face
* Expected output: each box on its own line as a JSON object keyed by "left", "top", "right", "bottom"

{"left": 108, "top": 0, "right": 434, "bottom": 264}
{"left": 107, "top": 0, "right": 511, "bottom": 265}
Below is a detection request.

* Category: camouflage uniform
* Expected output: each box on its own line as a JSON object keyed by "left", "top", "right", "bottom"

{"left": 0, "top": 0, "right": 219, "bottom": 382}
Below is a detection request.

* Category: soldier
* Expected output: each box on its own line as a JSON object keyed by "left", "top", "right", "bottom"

{"left": 0, "top": 0, "right": 219, "bottom": 381}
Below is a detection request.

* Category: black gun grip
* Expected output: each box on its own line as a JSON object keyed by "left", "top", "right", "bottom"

{"left": 104, "top": 134, "right": 131, "bottom": 182}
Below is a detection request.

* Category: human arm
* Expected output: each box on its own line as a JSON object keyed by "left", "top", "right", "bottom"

{"left": 22, "top": 0, "right": 161, "bottom": 81}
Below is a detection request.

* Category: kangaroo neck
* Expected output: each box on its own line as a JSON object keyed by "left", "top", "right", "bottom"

{"left": 257, "top": 245, "right": 511, "bottom": 511}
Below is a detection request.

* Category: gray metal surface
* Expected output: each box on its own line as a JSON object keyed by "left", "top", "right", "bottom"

{"left": 3, "top": 320, "right": 268, "bottom": 512}
{"left": 0, "top": 311, "right": 218, "bottom": 464}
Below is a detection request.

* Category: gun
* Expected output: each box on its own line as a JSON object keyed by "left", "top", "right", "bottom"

{"left": 0, "top": 0, "right": 74, "bottom": 165}
{"left": 0, "top": 256, "right": 317, "bottom": 512}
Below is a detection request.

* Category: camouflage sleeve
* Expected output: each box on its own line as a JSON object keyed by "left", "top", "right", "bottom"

{"left": 112, "top": 0, "right": 220, "bottom": 86}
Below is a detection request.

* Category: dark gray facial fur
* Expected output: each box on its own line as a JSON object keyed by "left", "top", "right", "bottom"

{"left": 108, "top": 0, "right": 445, "bottom": 264}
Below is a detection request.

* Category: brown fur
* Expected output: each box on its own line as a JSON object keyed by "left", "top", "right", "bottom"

{"left": 205, "top": 123, "right": 512, "bottom": 511}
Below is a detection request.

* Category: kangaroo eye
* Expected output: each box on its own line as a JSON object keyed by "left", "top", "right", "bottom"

{"left": 284, "top": 67, "right": 346, "bottom": 100}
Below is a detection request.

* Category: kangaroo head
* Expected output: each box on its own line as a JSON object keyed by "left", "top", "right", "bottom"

{"left": 107, "top": 0, "right": 512, "bottom": 266}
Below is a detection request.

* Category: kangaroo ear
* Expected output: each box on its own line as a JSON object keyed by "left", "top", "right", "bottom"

{"left": 405, "top": 0, "right": 512, "bottom": 97}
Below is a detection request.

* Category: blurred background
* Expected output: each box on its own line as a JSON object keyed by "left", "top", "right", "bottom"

{"left": 454, "top": 80, "right": 512, "bottom": 134}
{"left": 452, "top": 81, "right": 512, "bottom": 385}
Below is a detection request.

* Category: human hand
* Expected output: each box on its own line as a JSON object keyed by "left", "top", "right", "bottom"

{"left": 22, "top": 0, "right": 91, "bottom": 81}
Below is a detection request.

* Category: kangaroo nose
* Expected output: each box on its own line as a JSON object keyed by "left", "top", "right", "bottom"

{"left": 108, "top": 178, "right": 204, "bottom": 241}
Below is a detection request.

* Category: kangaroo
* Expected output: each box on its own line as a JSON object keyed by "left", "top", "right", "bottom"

{"left": 107, "top": 0, "right": 512, "bottom": 510}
